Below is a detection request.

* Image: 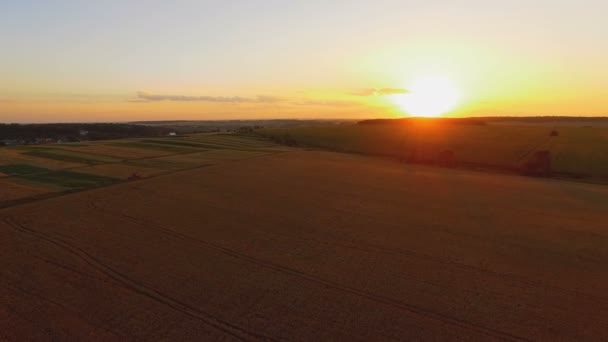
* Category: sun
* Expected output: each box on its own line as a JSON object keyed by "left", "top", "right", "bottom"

{"left": 391, "top": 76, "right": 461, "bottom": 117}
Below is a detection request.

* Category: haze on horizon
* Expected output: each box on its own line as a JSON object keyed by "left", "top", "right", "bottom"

{"left": 1, "top": 0, "right": 607, "bottom": 123}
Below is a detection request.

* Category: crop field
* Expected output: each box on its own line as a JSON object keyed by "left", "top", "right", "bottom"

{"left": 0, "top": 178, "right": 55, "bottom": 202}
{"left": 0, "top": 164, "right": 50, "bottom": 176}
{"left": 257, "top": 123, "right": 608, "bottom": 181}
{"left": 24, "top": 148, "right": 121, "bottom": 165}
{"left": 182, "top": 149, "right": 280, "bottom": 161}
{"left": 21, "top": 170, "right": 118, "bottom": 189}
{"left": 124, "top": 158, "right": 204, "bottom": 171}
{"left": 78, "top": 163, "right": 166, "bottom": 179}
{"left": 0, "top": 150, "right": 606, "bottom": 340}
{"left": 0, "top": 134, "right": 288, "bottom": 207}
{"left": 0, "top": 148, "right": 82, "bottom": 170}
{"left": 110, "top": 141, "right": 203, "bottom": 153}
{"left": 57, "top": 144, "right": 169, "bottom": 159}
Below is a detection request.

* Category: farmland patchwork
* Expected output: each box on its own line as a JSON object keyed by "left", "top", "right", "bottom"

{"left": 0, "top": 134, "right": 289, "bottom": 207}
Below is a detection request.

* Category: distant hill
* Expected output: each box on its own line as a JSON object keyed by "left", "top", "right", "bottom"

{"left": 130, "top": 119, "right": 357, "bottom": 134}
{"left": 131, "top": 119, "right": 356, "bottom": 127}
{"left": 358, "top": 118, "right": 487, "bottom": 126}
{"left": 478, "top": 116, "right": 608, "bottom": 125}
{"left": 358, "top": 116, "right": 608, "bottom": 126}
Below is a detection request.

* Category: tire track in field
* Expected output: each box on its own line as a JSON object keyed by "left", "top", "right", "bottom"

{"left": 517, "top": 135, "right": 553, "bottom": 163}
{"left": 0, "top": 215, "right": 276, "bottom": 342}
{"left": 86, "top": 200, "right": 529, "bottom": 341}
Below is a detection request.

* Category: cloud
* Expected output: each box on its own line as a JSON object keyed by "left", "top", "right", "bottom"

{"left": 136, "top": 92, "right": 282, "bottom": 103}
{"left": 377, "top": 88, "right": 409, "bottom": 95}
{"left": 349, "top": 89, "right": 376, "bottom": 96}
{"left": 350, "top": 88, "right": 409, "bottom": 96}
{"left": 294, "top": 99, "right": 358, "bottom": 107}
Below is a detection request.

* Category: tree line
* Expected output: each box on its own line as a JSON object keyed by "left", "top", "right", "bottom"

{"left": 0, "top": 123, "right": 171, "bottom": 144}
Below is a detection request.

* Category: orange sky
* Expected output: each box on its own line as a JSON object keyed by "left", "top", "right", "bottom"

{"left": 1, "top": 1, "right": 607, "bottom": 122}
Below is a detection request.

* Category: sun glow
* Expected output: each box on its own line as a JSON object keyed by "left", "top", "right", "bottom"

{"left": 392, "top": 76, "right": 461, "bottom": 117}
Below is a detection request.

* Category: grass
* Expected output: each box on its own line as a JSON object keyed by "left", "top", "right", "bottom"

{"left": 21, "top": 170, "right": 118, "bottom": 189}
{"left": 0, "top": 164, "right": 50, "bottom": 176}
{"left": 77, "top": 163, "right": 166, "bottom": 179}
{"left": 57, "top": 142, "right": 92, "bottom": 147}
{"left": 25, "top": 149, "right": 119, "bottom": 165}
{"left": 152, "top": 136, "right": 277, "bottom": 152}
{"left": 139, "top": 139, "right": 215, "bottom": 148}
{"left": 111, "top": 141, "right": 201, "bottom": 153}
{"left": 183, "top": 134, "right": 277, "bottom": 149}
{"left": 125, "top": 158, "right": 203, "bottom": 170}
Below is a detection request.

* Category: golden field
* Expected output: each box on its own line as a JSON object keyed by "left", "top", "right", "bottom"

{"left": 0, "top": 149, "right": 607, "bottom": 340}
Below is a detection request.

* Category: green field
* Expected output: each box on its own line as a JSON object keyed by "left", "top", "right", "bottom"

{"left": 0, "top": 164, "right": 50, "bottom": 176}
{"left": 22, "top": 170, "right": 118, "bottom": 189}
{"left": 25, "top": 149, "right": 120, "bottom": 164}
{"left": 257, "top": 123, "right": 608, "bottom": 180}
{"left": 110, "top": 141, "right": 202, "bottom": 153}
{"left": 138, "top": 139, "right": 218, "bottom": 148}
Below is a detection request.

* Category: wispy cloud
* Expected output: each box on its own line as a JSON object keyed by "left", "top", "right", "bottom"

{"left": 294, "top": 99, "right": 359, "bottom": 107}
{"left": 135, "top": 92, "right": 283, "bottom": 103}
{"left": 350, "top": 88, "right": 409, "bottom": 96}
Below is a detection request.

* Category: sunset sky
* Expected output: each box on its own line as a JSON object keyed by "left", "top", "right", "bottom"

{"left": 1, "top": 1, "right": 607, "bottom": 122}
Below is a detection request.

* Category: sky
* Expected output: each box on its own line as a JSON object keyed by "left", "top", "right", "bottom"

{"left": 1, "top": 0, "right": 607, "bottom": 122}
